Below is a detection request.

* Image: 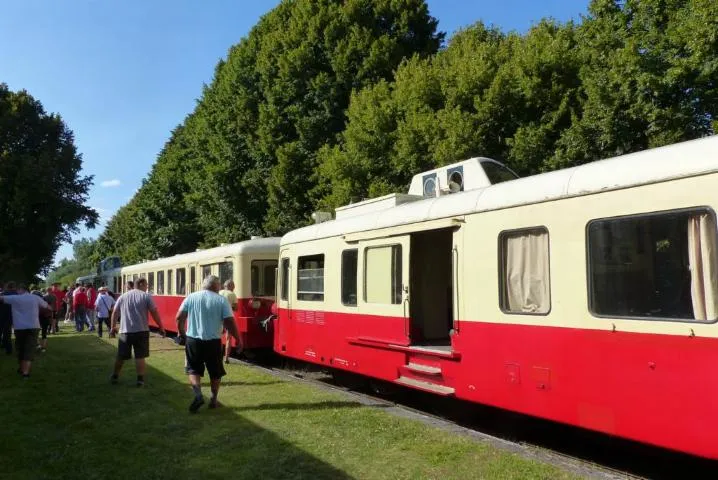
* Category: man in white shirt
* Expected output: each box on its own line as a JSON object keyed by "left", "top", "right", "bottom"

{"left": 0, "top": 283, "right": 50, "bottom": 378}
{"left": 94, "top": 286, "right": 115, "bottom": 338}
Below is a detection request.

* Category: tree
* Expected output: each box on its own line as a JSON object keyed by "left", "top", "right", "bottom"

{"left": 0, "top": 84, "right": 97, "bottom": 281}
{"left": 46, "top": 238, "right": 98, "bottom": 287}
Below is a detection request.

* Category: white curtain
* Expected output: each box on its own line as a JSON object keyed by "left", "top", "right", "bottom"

{"left": 688, "top": 213, "right": 718, "bottom": 321}
{"left": 505, "top": 230, "right": 550, "bottom": 313}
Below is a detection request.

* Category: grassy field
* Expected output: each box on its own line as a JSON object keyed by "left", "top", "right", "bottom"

{"left": 0, "top": 330, "right": 578, "bottom": 480}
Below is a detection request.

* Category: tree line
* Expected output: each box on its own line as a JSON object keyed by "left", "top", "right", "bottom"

{"left": 83, "top": 0, "right": 716, "bottom": 267}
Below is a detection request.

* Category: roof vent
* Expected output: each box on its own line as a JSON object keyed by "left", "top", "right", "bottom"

{"left": 408, "top": 158, "right": 518, "bottom": 197}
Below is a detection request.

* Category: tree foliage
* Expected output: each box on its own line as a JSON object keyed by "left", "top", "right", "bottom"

{"left": 96, "top": 0, "right": 717, "bottom": 265}
{"left": 0, "top": 84, "right": 97, "bottom": 281}
{"left": 46, "top": 238, "right": 98, "bottom": 287}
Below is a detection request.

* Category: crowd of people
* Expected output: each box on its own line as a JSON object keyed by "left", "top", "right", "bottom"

{"left": 0, "top": 274, "right": 240, "bottom": 413}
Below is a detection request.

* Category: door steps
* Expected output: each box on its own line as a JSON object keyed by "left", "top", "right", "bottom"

{"left": 405, "top": 362, "right": 442, "bottom": 375}
{"left": 395, "top": 376, "right": 455, "bottom": 396}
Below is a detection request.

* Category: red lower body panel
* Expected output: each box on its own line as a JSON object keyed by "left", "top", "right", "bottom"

{"left": 275, "top": 307, "right": 718, "bottom": 459}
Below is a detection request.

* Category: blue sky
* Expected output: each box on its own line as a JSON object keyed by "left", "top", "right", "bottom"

{"left": 0, "top": 0, "right": 588, "bottom": 264}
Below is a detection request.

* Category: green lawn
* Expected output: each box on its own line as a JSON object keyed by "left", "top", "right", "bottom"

{"left": 0, "top": 330, "right": 578, "bottom": 480}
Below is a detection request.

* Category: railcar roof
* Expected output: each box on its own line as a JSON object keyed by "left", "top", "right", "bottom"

{"left": 121, "top": 237, "right": 281, "bottom": 272}
{"left": 282, "top": 136, "right": 718, "bottom": 245}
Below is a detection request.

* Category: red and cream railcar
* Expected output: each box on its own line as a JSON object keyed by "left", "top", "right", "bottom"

{"left": 119, "top": 238, "right": 280, "bottom": 351}
{"left": 274, "top": 136, "right": 718, "bottom": 459}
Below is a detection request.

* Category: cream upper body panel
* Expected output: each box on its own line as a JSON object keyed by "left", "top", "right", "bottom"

{"left": 279, "top": 137, "right": 718, "bottom": 338}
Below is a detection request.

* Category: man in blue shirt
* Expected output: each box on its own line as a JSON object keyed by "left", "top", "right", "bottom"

{"left": 176, "top": 275, "right": 240, "bottom": 413}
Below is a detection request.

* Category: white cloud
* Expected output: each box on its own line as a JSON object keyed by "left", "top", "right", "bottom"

{"left": 100, "top": 179, "right": 121, "bottom": 188}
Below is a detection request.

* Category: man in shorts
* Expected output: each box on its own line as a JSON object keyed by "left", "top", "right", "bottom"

{"left": 109, "top": 278, "right": 166, "bottom": 386}
{"left": 0, "top": 283, "right": 50, "bottom": 378}
{"left": 176, "top": 275, "right": 240, "bottom": 413}
{"left": 218, "top": 279, "right": 238, "bottom": 364}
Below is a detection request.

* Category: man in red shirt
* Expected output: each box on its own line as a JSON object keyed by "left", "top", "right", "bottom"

{"left": 73, "top": 286, "right": 89, "bottom": 332}
{"left": 85, "top": 284, "right": 97, "bottom": 332}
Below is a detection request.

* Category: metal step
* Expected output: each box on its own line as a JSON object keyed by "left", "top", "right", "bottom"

{"left": 405, "top": 362, "right": 442, "bottom": 375}
{"left": 395, "top": 376, "right": 455, "bottom": 396}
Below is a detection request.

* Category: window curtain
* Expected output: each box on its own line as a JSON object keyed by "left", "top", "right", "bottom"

{"left": 688, "top": 213, "right": 718, "bottom": 321}
{"left": 505, "top": 230, "right": 550, "bottom": 313}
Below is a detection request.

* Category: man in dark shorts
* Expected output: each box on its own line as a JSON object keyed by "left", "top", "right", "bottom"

{"left": 109, "top": 278, "right": 166, "bottom": 386}
{"left": 176, "top": 275, "right": 240, "bottom": 413}
{"left": 0, "top": 283, "right": 50, "bottom": 378}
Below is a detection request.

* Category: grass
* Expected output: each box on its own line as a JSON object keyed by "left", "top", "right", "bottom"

{"left": 0, "top": 329, "right": 578, "bottom": 480}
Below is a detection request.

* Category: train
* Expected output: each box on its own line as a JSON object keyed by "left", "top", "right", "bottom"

{"left": 99, "top": 136, "right": 718, "bottom": 460}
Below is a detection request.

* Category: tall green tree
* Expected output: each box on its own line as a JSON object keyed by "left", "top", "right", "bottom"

{"left": 191, "top": 0, "right": 443, "bottom": 237}
{"left": 0, "top": 84, "right": 97, "bottom": 281}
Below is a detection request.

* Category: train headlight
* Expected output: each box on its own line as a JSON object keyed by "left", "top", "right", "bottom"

{"left": 251, "top": 298, "right": 262, "bottom": 310}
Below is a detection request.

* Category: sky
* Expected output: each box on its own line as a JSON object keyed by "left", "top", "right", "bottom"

{"left": 0, "top": 0, "right": 588, "bottom": 265}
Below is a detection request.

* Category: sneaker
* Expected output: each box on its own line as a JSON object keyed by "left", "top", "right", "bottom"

{"left": 189, "top": 395, "right": 205, "bottom": 413}
{"left": 41, "top": 348, "right": 47, "bottom": 353}
{"left": 209, "top": 399, "right": 220, "bottom": 409}
{"left": 110, "top": 375, "right": 119, "bottom": 385}
{"left": 136, "top": 380, "right": 145, "bottom": 387}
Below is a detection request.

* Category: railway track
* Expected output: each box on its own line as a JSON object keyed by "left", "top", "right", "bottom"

{"left": 228, "top": 354, "right": 701, "bottom": 480}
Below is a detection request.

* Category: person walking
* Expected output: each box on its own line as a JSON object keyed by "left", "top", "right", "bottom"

{"left": 0, "top": 282, "right": 17, "bottom": 355}
{"left": 218, "top": 280, "right": 238, "bottom": 364}
{"left": 94, "top": 287, "right": 115, "bottom": 338}
{"left": 73, "top": 285, "right": 89, "bottom": 332}
{"left": 85, "top": 283, "right": 97, "bottom": 331}
{"left": 48, "top": 283, "right": 63, "bottom": 333}
{"left": 0, "top": 283, "right": 50, "bottom": 378}
{"left": 109, "top": 278, "right": 165, "bottom": 386}
{"left": 39, "top": 288, "right": 56, "bottom": 351}
{"left": 176, "top": 275, "right": 240, "bottom": 413}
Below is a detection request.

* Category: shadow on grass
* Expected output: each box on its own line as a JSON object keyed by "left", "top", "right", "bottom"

{"left": 231, "top": 400, "right": 386, "bottom": 412}
{"left": 0, "top": 334, "right": 354, "bottom": 480}
{"left": 219, "top": 380, "right": 285, "bottom": 387}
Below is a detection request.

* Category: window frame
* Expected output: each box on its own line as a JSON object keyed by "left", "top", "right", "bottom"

{"left": 341, "top": 249, "right": 358, "bottom": 307}
{"left": 251, "top": 260, "right": 278, "bottom": 297}
{"left": 497, "top": 226, "right": 552, "bottom": 316}
{"left": 176, "top": 267, "right": 186, "bottom": 296}
{"left": 156, "top": 270, "right": 165, "bottom": 295}
{"left": 363, "top": 244, "right": 402, "bottom": 305}
{"left": 586, "top": 206, "right": 718, "bottom": 324}
{"left": 297, "top": 254, "right": 325, "bottom": 302}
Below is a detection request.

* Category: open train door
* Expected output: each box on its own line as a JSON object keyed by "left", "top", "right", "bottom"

{"left": 357, "top": 235, "right": 411, "bottom": 346}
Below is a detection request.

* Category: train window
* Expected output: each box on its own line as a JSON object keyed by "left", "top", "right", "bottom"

{"left": 132, "top": 274, "right": 138, "bottom": 283}
{"left": 156, "top": 271, "right": 164, "bottom": 295}
{"left": 251, "top": 260, "right": 279, "bottom": 296}
{"left": 280, "top": 258, "right": 289, "bottom": 301}
{"left": 364, "top": 245, "right": 402, "bottom": 304}
{"left": 167, "top": 269, "right": 173, "bottom": 295}
{"left": 297, "top": 254, "right": 324, "bottom": 301}
{"left": 588, "top": 208, "right": 718, "bottom": 322}
{"left": 219, "top": 262, "right": 233, "bottom": 285}
{"left": 176, "top": 268, "right": 186, "bottom": 295}
{"left": 341, "top": 249, "right": 358, "bottom": 306}
{"left": 499, "top": 227, "right": 551, "bottom": 314}
{"left": 201, "top": 265, "right": 212, "bottom": 280}
{"left": 190, "top": 266, "right": 196, "bottom": 293}
{"left": 148, "top": 272, "right": 155, "bottom": 294}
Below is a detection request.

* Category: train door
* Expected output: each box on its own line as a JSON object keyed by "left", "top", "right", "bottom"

{"left": 358, "top": 236, "right": 411, "bottom": 345}
{"left": 409, "top": 228, "right": 456, "bottom": 347}
{"left": 276, "top": 252, "right": 291, "bottom": 352}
